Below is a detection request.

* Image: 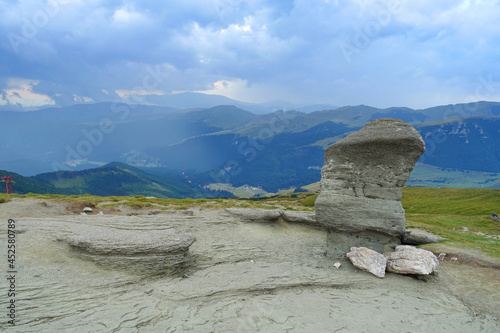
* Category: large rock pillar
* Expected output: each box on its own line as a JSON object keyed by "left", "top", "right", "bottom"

{"left": 314, "top": 118, "right": 425, "bottom": 258}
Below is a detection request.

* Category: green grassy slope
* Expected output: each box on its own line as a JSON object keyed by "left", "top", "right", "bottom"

{"left": 0, "top": 170, "right": 58, "bottom": 194}
{"left": 33, "top": 162, "right": 197, "bottom": 198}
{"left": 402, "top": 187, "right": 500, "bottom": 258}
{"left": 402, "top": 187, "right": 500, "bottom": 215}
{"left": 408, "top": 163, "right": 500, "bottom": 189}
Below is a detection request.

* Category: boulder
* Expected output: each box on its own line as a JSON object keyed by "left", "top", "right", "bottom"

{"left": 386, "top": 245, "right": 439, "bottom": 275}
{"left": 403, "top": 229, "right": 445, "bottom": 245}
{"left": 82, "top": 207, "right": 93, "bottom": 213}
{"left": 490, "top": 213, "right": 499, "bottom": 220}
{"left": 58, "top": 225, "right": 196, "bottom": 275}
{"left": 346, "top": 247, "right": 387, "bottom": 278}
{"left": 315, "top": 118, "right": 425, "bottom": 256}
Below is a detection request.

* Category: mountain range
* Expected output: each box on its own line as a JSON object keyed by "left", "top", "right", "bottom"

{"left": 0, "top": 162, "right": 229, "bottom": 198}
{"left": 2, "top": 98, "right": 500, "bottom": 196}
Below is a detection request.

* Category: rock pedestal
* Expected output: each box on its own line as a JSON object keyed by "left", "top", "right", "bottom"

{"left": 315, "top": 118, "right": 425, "bottom": 257}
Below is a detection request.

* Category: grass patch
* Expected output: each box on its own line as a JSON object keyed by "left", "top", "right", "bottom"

{"left": 403, "top": 187, "right": 500, "bottom": 258}
{"left": 0, "top": 193, "right": 12, "bottom": 203}
{"left": 302, "top": 194, "right": 318, "bottom": 207}
{"left": 402, "top": 187, "right": 500, "bottom": 215}
{"left": 406, "top": 214, "right": 500, "bottom": 258}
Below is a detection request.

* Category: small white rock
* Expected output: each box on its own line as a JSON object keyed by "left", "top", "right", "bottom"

{"left": 83, "top": 207, "right": 93, "bottom": 213}
{"left": 333, "top": 262, "right": 341, "bottom": 269}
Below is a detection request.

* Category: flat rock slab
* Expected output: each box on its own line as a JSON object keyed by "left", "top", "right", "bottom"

{"left": 225, "top": 208, "right": 318, "bottom": 226}
{"left": 347, "top": 246, "right": 387, "bottom": 278}
{"left": 58, "top": 225, "right": 196, "bottom": 274}
{"left": 403, "top": 228, "right": 445, "bottom": 245}
{"left": 282, "top": 210, "right": 317, "bottom": 226}
{"left": 225, "top": 208, "right": 282, "bottom": 222}
{"left": 386, "top": 245, "right": 439, "bottom": 275}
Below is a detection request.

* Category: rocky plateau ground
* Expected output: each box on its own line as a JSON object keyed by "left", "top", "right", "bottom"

{"left": 0, "top": 198, "right": 499, "bottom": 332}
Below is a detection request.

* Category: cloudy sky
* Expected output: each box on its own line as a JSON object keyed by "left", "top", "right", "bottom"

{"left": 1, "top": 0, "right": 500, "bottom": 110}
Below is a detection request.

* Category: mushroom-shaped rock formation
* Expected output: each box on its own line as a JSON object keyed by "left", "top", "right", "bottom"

{"left": 315, "top": 118, "right": 425, "bottom": 258}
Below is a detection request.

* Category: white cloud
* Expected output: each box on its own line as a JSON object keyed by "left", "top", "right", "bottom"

{"left": 2, "top": 79, "right": 55, "bottom": 107}
{"left": 73, "top": 94, "right": 93, "bottom": 103}
{"left": 1, "top": 0, "right": 500, "bottom": 109}
{"left": 194, "top": 78, "right": 248, "bottom": 99}
{"left": 112, "top": 5, "right": 147, "bottom": 24}
{"left": 193, "top": 78, "right": 300, "bottom": 104}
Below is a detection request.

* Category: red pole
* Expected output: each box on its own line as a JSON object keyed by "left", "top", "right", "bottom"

{"left": 1, "top": 176, "right": 14, "bottom": 194}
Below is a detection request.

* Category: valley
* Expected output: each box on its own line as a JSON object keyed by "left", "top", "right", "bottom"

{"left": 2, "top": 101, "right": 500, "bottom": 197}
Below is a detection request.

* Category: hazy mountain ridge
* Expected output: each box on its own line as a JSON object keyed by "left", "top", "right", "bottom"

{"left": 30, "top": 162, "right": 197, "bottom": 198}
{"left": 415, "top": 117, "right": 500, "bottom": 173}
{"left": 0, "top": 170, "right": 58, "bottom": 194}
{"left": 2, "top": 101, "right": 500, "bottom": 195}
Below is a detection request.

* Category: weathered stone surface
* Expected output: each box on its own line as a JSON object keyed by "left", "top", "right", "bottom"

{"left": 386, "top": 245, "right": 439, "bottom": 275}
{"left": 58, "top": 225, "right": 196, "bottom": 274}
{"left": 149, "top": 209, "right": 194, "bottom": 216}
{"left": 327, "top": 230, "right": 399, "bottom": 260}
{"left": 315, "top": 118, "right": 425, "bottom": 254}
{"left": 346, "top": 247, "right": 387, "bottom": 278}
{"left": 403, "top": 228, "right": 445, "bottom": 245}
{"left": 2, "top": 201, "right": 500, "bottom": 332}
{"left": 282, "top": 211, "right": 317, "bottom": 226}
{"left": 224, "top": 208, "right": 318, "bottom": 226}
{"left": 225, "top": 208, "right": 283, "bottom": 222}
